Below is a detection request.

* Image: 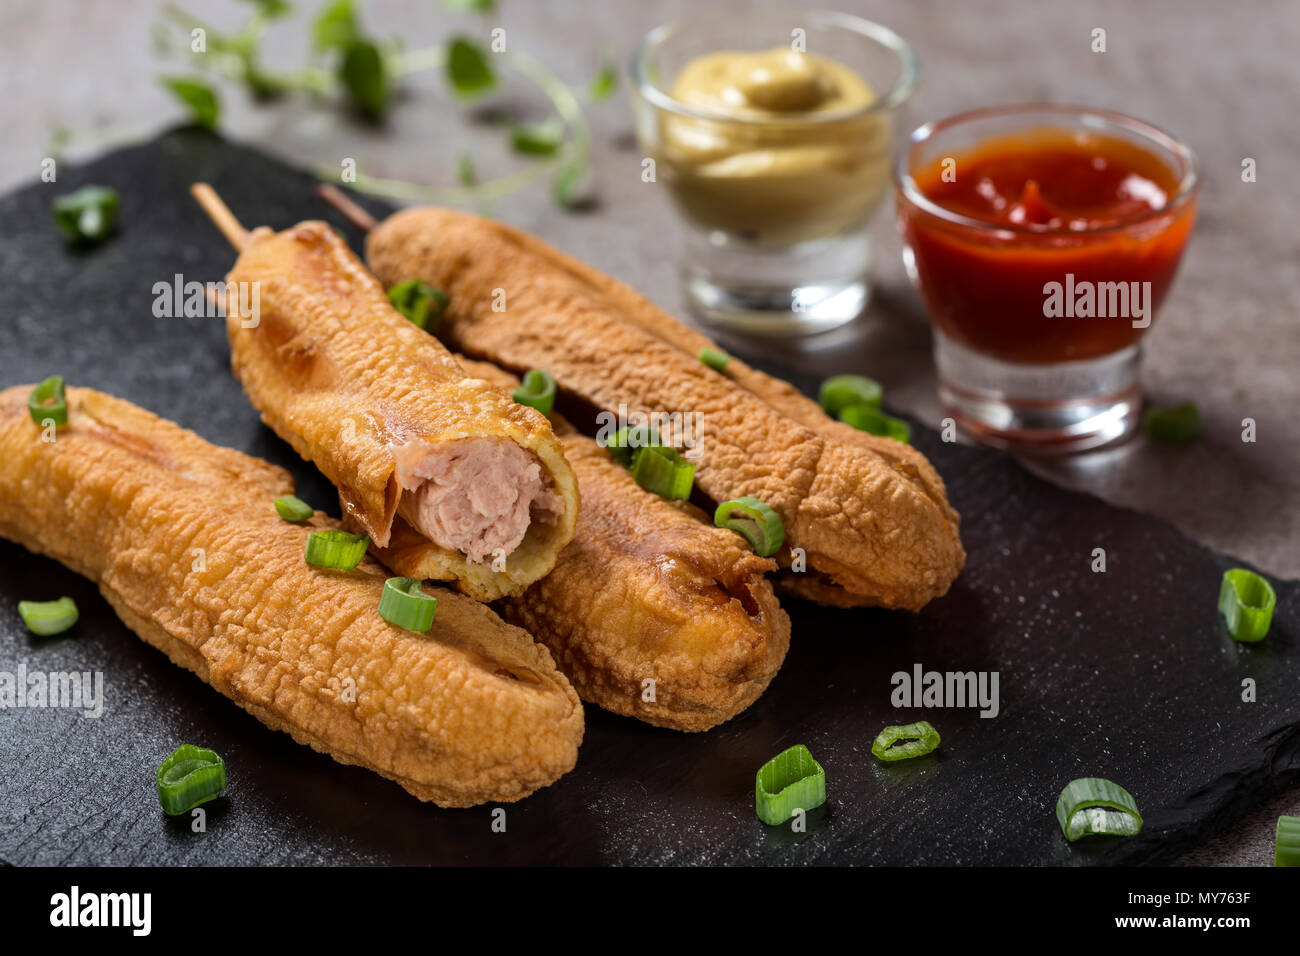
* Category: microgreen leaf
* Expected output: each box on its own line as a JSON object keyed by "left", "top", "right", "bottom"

{"left": 160, "top": 77, "right": 221, "bottom": 130}
{"left": 552, "top": 161, "right": 588, "bottom": 209}
{"left": 242, "top": 56, "right": 290, "bottom": 100}
{"left": 590, "top": 62, "right": 617, "bottom": 101}
{"left": 509, "top": 121, "right": 562, "bottom": 157}
{"left": 339, "top": 40, "right": 388, "bottom": 117}
{"left": 240, "top": 0, "right": 293, "bottom": 17}
{"left": 441, "top": 0, "right": 496, "bottom": 11}
{"left": 445, "top": 36, "right": 496, "bottom": 98}
{"left": 313, "top": 0, "right": 358, "bottom": 51}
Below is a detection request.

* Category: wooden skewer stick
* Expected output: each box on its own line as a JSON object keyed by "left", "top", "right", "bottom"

{"left": 317, "top": 184, "right": 378, "bottom": 233}
{"left": 190, "top": 182, "right": 251, "bottom": 251}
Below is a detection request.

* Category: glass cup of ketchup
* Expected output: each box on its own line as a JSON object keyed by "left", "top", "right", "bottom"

{"left": 894, "top": 104, "right": 1199, "bottom": 452}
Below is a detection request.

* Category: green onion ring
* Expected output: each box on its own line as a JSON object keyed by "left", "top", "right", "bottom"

{"left": 304, "top": 530, "right": 369, "bottom": 571}
{"left": 386, "top": 279, "right": 449, "bottom": 331}
{"left": 17, "top": 596, "right": 79, "bottom": 637}
{"left": 156, "top": 744, "right": 226, "bottom": 816}
{"left": 378, "top": 576, "right": 439, "bottom": 632}
{"left": 1276, "top": 815, "right": 1300, "bottom": 867}
{"left": 27, "top": 376, "right": 68, "bottom": 427}
{"left": 698, "top": 347, "right": 730, "bottom": 372}
{"left": 601, "top": 424, "right": 661, "bottom": 466}
{"left": 714, "top": 496, "right": 785, "bottom": 557}
{"left": 1055, "top": 777, "right": 1143, "bottom": 842}
{"left": 512, "top": 368, "right": 557, "bottom": 416}
{"left": 755, "top": 744, "right": 826, "bottom": 826}
{"left": 273, "top": 495, "right": 314, "bottom": 523}
{"left": 1218, "top": 568, "right": 1276, "bottom": 643}
{"left": 839, "top": 403, "right": 911, "bottom": 443}
{"left": 629, "top": 445, "right": 695, "bottom": 500}
{"left": 52, "top": 185, "right": 119, "bottom": 243}
{"left": 819, "top": 374, "right": 882, "bottom": 416}
{"left": 871, "top": 720, "right": 941, "bottom": 762}
{"left": 1143, "top": 402, "right": 1200, "bottom": 443}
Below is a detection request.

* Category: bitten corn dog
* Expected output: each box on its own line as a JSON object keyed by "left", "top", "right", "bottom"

{"left": 191, "top": 185, "right": 579, "bottom": 602}
{"left": 453, "top": 357, "right": 791, "bottom": 732}
{"left": 350, "top": 203, "right": 964, "bottom": 610}
{"left": 0, "top": 386, "right": 583, "bottom": 806}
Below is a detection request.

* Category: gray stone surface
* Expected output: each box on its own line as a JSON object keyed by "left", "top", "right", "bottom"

{"left": 1, "top": 0, "right": 1295, "bottom": 865}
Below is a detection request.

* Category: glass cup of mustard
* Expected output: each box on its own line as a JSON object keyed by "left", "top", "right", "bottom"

{"left": 894, "top": 104, "right": 1200, "bottom": 453}
{"left": 631, "top": 10, "right": 919, "bottom": 335}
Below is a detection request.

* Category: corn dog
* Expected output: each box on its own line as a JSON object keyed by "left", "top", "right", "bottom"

{"left": 0, "top": 386, "right": 582, "bottom": 806}
{"left": 191, "top": 185, "right": 579, "bottom": 602}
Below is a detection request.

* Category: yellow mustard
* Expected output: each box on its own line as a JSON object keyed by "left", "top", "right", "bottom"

{"left": 659, "top": 48, "right": 890, "bottom": 246}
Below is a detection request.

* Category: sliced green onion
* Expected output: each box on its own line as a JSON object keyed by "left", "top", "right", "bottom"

{"left": 630, "top": 445, "right": 695, "bottom": 501}
{"left": 819, "top": 374, "right": 882, "bottom": 416}
{"left": 1218, "top": 568, "right": 1276, "bottom": 643}
{"left": 27, "top": 376, "right": 68, "bottom": 427}
{"left": 378, "top": 576, "right": 439, "bottom": 632}
{"left": 305, "top": 530, "right": 369, "bottom": 571}
{"left": 1276, "top": 815, "right": 1300, "bottom": 867}
{"left": 52, "top": 185, "right": 119, "bottom": 243}
{"left": 714, "top": 496, "right": 785, "bottom": 557}
{"left": 1144, "top": 402, "right": 1200, "bottom": 442}
{"left": 839, "top": 404, "right": 911, "bottom": 443}
{"left": 273, "top": 495, "right": 314, "bottom": 523}
{"left": 386, "top": 279, "right": 449, "bottom": 330}
{"left": 17, "top": 596, "right": 79, "bottom": 637}
{"left": 1055, "top": 777, "right": 1143, "bottom": 842}
{"left": 698, "top": 347, "right": 730, "bottom": 372}
{"left": 871, "top": 720, "right": 940, "bottom": 762}
{"left": 601, "top": 424, "right": 661, "bottom": 467}
{"left": 512, "top": 369, "right": 556, "bottom": 416}
{"left": 755, "top": 744, "right": 826, "bottom": 826}
{"left": 156, "top": 744, "right": 226, "bottom": 816}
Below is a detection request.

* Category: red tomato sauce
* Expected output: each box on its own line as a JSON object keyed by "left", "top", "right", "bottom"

{"left": 899, "top": 129, "right": 1196, "bottom": 364}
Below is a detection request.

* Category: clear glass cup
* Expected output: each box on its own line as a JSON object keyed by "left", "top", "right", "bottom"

{"left": 631, "top": 10, "right": 919, "bottom": 335}
{"left": 894, "top": 104, "right": 1199, "bottom": 453}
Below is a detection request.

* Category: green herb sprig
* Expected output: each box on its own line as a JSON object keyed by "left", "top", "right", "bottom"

{"left": 152, "top": 1, "right": 612, "bottom": 210}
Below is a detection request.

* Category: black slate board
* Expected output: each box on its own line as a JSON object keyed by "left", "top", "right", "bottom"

{"left": 1, "top": 129, "right": 1296, "bottom": 866}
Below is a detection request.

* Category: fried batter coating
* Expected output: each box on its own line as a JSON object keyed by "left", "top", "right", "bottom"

{"left": 366, "top": 208, "right": 964, "bottom": 610}
{"left": 222, "top": 220, "right": 579, "bottom": 601}
{"left": 0, "top": 387, "right": 582, "bottom": 806}
{"left": 505, "top": 253, "right": 960, "bottom": 529}
{"left": 455, "top": 358, "right": 790, "bottom": 731}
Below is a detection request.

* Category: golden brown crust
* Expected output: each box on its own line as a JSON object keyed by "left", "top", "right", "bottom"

{"left": 505, "top": 433, "right": 790, "bottom": 731}
{"left": 367, "top": 208, "right": 964, "bottom": 611}
{"left": 0, "top": 386, "right": 582, "bottom": 806}
{"left": 454, "top": 357, "right": 790, "bottom": 731}
{"left": 223, "top": 221, "right": 579, "bottom": 600}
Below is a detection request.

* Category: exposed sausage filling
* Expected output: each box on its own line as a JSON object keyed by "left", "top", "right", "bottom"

{"left": 394, "top": 438, "right": 562, "bottom": 564}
